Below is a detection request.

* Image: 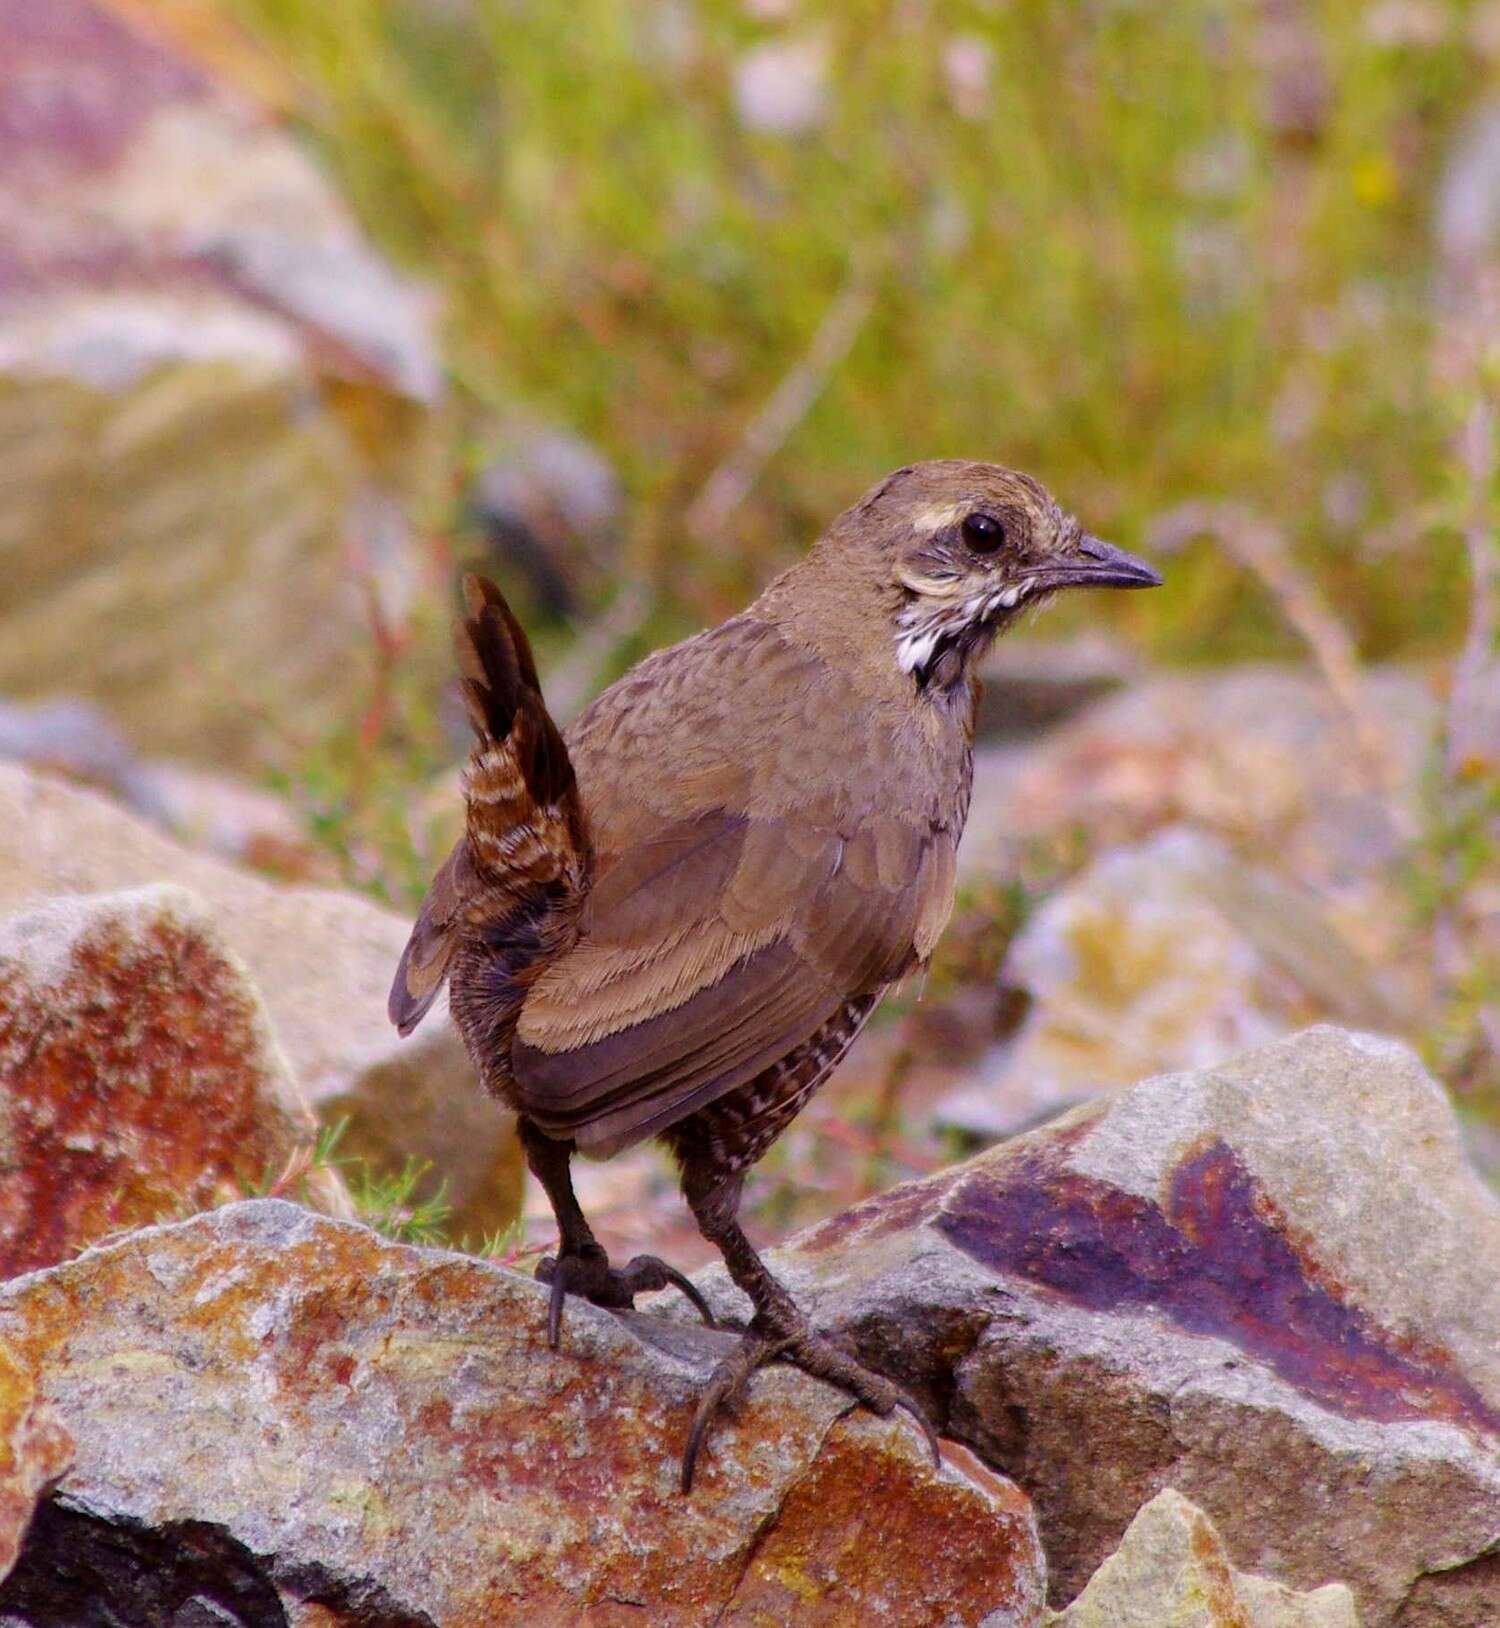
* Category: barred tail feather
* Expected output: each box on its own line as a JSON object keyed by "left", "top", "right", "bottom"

{"left": 455, "top": 573, "right": 585, "bottom": 871}
{"left": 386, "top": 575, "right": 590, "bottom": 1038}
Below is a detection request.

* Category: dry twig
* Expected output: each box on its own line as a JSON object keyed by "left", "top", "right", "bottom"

{"left": 1447, "top": 400, "right": 1499, "bottom": 780}
{"left": 685, "top": 271, "right": 876, "bottom": 546}
{"left": 1150, "top": 499, "right": 1408, "bottom": 832}
{"left": 1434, "top": 399, "right": 1500, "bottom": 1046}
{"left": 543, "top": 579, "right": 656, "bottom": 723}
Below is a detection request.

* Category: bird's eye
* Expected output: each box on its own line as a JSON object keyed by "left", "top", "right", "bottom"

{"left": 962, "top": 512, "right": 1005, "bottom": 553}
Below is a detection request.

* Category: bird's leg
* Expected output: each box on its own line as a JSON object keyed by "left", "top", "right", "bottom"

{"left": 680, "top": 1171, "right": 939, "bottom": 1493}
{"left": 518, "top": 1119, "right": 714, "bottom": 1348}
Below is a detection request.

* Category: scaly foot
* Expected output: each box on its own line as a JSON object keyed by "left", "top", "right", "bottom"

{"left": 680, "top": 1311, "right": 940, "bottom": 1492}
{"left": 535, "top": 1246, "right": 716, "bottom": 1349}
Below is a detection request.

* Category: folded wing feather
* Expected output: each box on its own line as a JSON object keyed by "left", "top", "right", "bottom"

{"left": 512, "top": 808, "right": 954, "bottom": 1154}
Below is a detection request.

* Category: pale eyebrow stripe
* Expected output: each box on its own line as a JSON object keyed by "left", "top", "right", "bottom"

{"left": 910, "top": 501, "right": 967, "bottom": 535}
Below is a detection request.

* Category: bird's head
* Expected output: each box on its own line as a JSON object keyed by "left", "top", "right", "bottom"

{"left": 842, "top": 460, "right": 1161, "bottom": 690}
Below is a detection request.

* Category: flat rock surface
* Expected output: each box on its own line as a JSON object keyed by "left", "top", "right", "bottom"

{"left": 0, "top": 1201, "right": 1044, "bottom": 1627}
{"left": 0, "top": 885, "right": 326, "bottom": 1274}
{"left": 0, "top": 764, "right": 518, "bottom": 1239}
{"left": 728, "top": 1026, "right": 1500, "bottom": 1627}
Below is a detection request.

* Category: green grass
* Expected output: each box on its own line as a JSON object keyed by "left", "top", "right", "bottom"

{"left": 248, "top": 1116, "right": 455, "bottom": 1246}
{"left": 228, "top": 0, "right": 1483, "bottom": 662}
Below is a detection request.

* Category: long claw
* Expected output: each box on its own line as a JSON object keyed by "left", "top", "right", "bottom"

{"left": 895, "top": 1392, "right": 941, "bottom": 1467}
{"left": 652, "top": 1261, "right": 716, "bottom": 1329}
{"left": 680, "top": 1336, "right": 791, "bottom": 1494}
{"left": 680, "top": 1382, "right": 723, "bottom": 1495}
{"left": 546, "top": 1262, "right": 568, "bottom": 1350}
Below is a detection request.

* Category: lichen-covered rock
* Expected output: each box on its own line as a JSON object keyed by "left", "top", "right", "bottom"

{"left": 1046, "top": 1489, "right": 1358, "bottom": 1627}
{"left": 940, "top": 828, "right": 1405, "bottom": 1142}
{"left": 734, "top": 1027, "right": 1500, "bottom": 1627}
{"left": 0, "top": 1343, "right": 71, "bottom": 1582}
{"left": 0, "top": 885, "right": 340, "bottom": 1274}
{"left": 967, "top": 665, "right": 1434, "bottom": 877}
{"left": 0, "top": 1201, "right": 1045, "bottom": 1627}
{"left": 0, "top": 0, "right": 440, "bottom": 767}
{"left": 0, "top": 764, "right": 519, "bottom": 1238}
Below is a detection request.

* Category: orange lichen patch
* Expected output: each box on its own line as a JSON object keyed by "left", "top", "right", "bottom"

{"left": 0, "top": 888, "right": 311, "bottom": 1276}
{"left": 1186, "top": 1506, "right": 1251, "bottom": 1626}
{"left": 0, "top": 1201, "right": 1042, "bottom": 1625}
{"left": 723, "top": 1414, "right": 1045, "bottom": 1627}
{"left": 0, "top": 1341, "right": 72, "bottom": 1577}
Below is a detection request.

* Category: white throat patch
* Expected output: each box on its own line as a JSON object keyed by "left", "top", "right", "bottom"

{"left": 895, "top": 578, "right": 1038, "bottom": 675}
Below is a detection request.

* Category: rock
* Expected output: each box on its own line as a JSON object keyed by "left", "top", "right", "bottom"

{"left": 0, "top": 1343, "right": 72, "bottom": 1582}
{"left": 0, "top": 696, "right": 169, "bottom": 825}
{"left": 960, "top": 667, "right": 1435, "bottom": 959}
{"left": 740, "top": 1027, "right": 1500, "bottom": 1627}
{"left": 940, "top": 828, "right": 1406, "bottom": 1142}
{"left": 135, "top": 758, "right": 335, "bottom": 881}
{"left": 0, "top": 763, "right": 519, "bottom": 1240}
{"left": 0, "top": 695, "right": 330, "bottom": 878}
{"left": 0, "top": 0, "right": 441, "bottom": 767}
{"left": 0, "top": 885, "right": 345, "bottom": 1275}
{"left": 0, "top": 1200, "right": 1045, "bottom": 1626}
{"left": 470, "top": 428, "right": 622, "bottom": 620}
{"left": 1047, "top": 1488, "right": 1358, "bottom": 1627}
{"left": 974, "top": 632, "right": 1142, "bottom": 742}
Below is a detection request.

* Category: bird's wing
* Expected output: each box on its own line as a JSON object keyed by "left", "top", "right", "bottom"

{"left": 511, "top": 805, "right": 957, "bottom": 1156}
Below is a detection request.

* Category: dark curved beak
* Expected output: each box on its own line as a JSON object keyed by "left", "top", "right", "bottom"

{"left": 1043, "top": 534, "right": 1163, "bottom": 592}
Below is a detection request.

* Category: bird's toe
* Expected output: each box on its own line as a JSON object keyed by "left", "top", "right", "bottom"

{"left": 617, "top": 1254, "right": 716, "bottom": 1327}
{"left": 536, "top": 1248, "right": 714, "bottom": 1349}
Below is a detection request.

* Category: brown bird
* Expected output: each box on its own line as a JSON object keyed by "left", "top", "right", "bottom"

{"left": 390, "top": 460, "right": 1160, "bottom": 1488}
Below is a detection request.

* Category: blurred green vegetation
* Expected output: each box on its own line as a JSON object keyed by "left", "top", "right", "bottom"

{"left": 230, "top": 0, "right": 1486, "bottom": 663}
